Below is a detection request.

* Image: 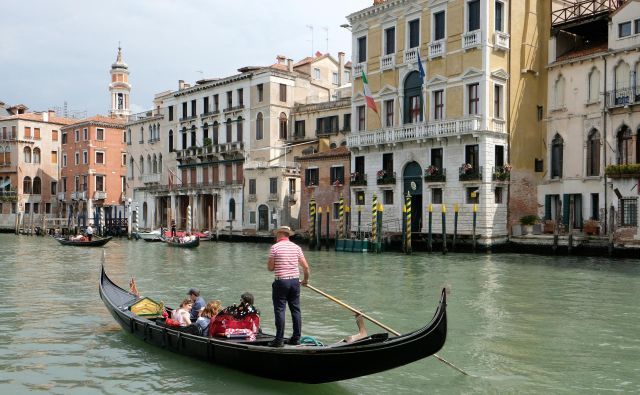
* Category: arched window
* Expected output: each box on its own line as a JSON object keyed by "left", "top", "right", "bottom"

{"left": 279, "top": 113, "right": 287, "bottom": 140}
{"left": 23, "top": 147, "right": 32, "bottom": 163}
{"left": 23, "top": 176, "right": 32, "bottom": 194}
{"left": 229, "top": 198, "right": 236, "bottom": 220}
{"left": 617, "top": 125, "right": 632, "bottom": 165}
{"left": 551, "top": 133, "right": 564, "bottom": 178}
{"left": 33, "top": 147, "right": 41, "bottom": 164}
{"left": 586, "top": 129, "right": 601, "bottom": 177}
{"left": 404, "top": 71, "right": 423, "bottom": 124}
{"left": 256, "top": 113, "right": 264, "bottom": 140}
{"left": 153, "top": 154, "right": 158, "bottom": 173}
{"left": 181, "top": 127, "right": 187, "bottom": 150}
{"left": 226, "top": 118, "right": 233, "bottom": 142}
{"left": 237, "top": 116, "right": 243, "bottom": 142}
{"left": 139, "top": 155, "right": 145, "bottom": 175}
{"left": 168, "top": 129, "right": 174, "bottom": 152}
{"left": 158, "top": 154, "right": 163, "bottom": 173}
{"left": 147, "top": 154, "right": 152, "bottom": 174}
{"left": 32, "top": 176, "right": 41, "bottom": 194}
{"left": 213, "top": 122, "right": 219, "bottom": 145}
{"left": 190, "top": 125, "right": 197, "bottom": 147}
{"left": 614, "top": 61, "right": 630, "bottom": 105}
{"left": 156, "top": 123, "right": 161, "bottom": 140}
{"left": 554, "top": 75, "right": 565, "bottom": 109}
{"left": 587, "top": 68, "right": 600, "bottom": 103}
{"left": 129, "top": 157, "right": 135, "bottom": 179}
{"left": 203, "top": 123, "right": 209, "bottom": 143}
{"left": 140, "top": 126, "right": 144, "bottom": 143}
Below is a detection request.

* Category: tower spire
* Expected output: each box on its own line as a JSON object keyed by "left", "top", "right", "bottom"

{"left": 109, "top": 45, "right": 131, "bottom": 118}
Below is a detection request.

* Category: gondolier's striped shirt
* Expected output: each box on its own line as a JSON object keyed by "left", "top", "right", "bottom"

{"left": 269, "top": 239, "right": 303, "bottom": 279}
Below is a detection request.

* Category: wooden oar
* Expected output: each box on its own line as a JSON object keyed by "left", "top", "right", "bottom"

{"left": 305, "top": 283, "right": 471, "bottom": 376}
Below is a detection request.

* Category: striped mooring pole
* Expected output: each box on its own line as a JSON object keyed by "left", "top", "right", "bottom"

{"left": 442, "top": 204, "right": 447, "bottom": 255}
{"left": 401, "top": 203, "right": 406, "bottom": 253}
{"left": 371, "top": 194, "right": 378, "bottom": 250}
{"left": 453, "top": 203, "right": 459, "bottom": 251}
{"left": 325, "top": 206, "right": 331, "bottom": 251}
{"left": 338, "top": 193, "right": 345, "bottom": 239}
{"left": 316, "top": 206, "right": 323, "bottom": 251}
{"left": 472, "top": 203, "right": 477, "bottom": 253}
{"left": 428, "top": 203, "right": 433, "bottom": 253}
{"left": 405, "top": 192, "right": 412, "bottom": 254}
{"left": 344, "top": 205, "right": 350, "bottom": 239}
{"left": 309, "top": 196, "right": 316, "bottom": 248}
{"left": 99, "top": 207, "right": 104, "bottom": 236}
{"left": 376, "top": 202, "right": 384, "bottom": 253}
{"left": 187, "top": 205, "right": 192, "bottom": 233}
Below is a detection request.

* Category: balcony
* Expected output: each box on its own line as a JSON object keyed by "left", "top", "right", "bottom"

{"left": 605, "top": 164, "right": 640, "bottom": 179}
{"left": 71, "top": 191, "right": 78, "bottom": 200}
{"left": 404, "top": 47, "right": 418, "bottom": 64}
{"left": 0, "top": 189, "right": 17, "bottom": 202}
{"left": 424, "top": 167, "right": 446, "bottom": 183}
{"left": 347, "top": 117, "right": 485, "bottom": 149}
{"left": 380, "top": 54, "right": 395, "bottom": 71}
{"left": 492, "top": 119, "right": 506, "bottom": 133}
{"left": 223, "top": 105, "right": 245, "bottom": 114}
{"left": 201, "top": 109, "right": 220, "bottom": 117}
{"left": 353, "top": 62, "right": 366, "bottom": 78}
{"left": 428, "top": 40, "right": 446, "bottom": 59}
{"left": 94, "top": 190, "right": 107, "bottom": 200}
{"left": 606, "top": 86, "right": 640, "bottom": 108}
{"left": 350, "top": 172, "right": 367, "bottom": 187}
{"left": 57, "top": 192, "right": 65, "bottom": 201}
{"left": 142, "top": 174, "right": 161, "bottom": 184}
{"left": 179, "top": 115, "right": 198, "bottom": 123}
{"left": 494, "top": 32, "right": 510, "bottom": 51}
{"left": 268, "top": 193, "right": 279, "bottom": 201}
{"left": 462, "top": 30, "right": 481, "bottom": 50}
{"left": 492, "top": 166, "right": 512, "bottom": 181}
{"left": 551, "top": 0, "right": 623, "bottom": 26}
{"left": 459, "top": 165, "right": 483, "bottom": 181}
{"left": 376, "top": 171, "right": 396, "bottom": 185}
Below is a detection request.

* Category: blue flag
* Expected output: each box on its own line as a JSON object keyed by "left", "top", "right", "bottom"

{"left": 417, "top": 51, "right": 426, "bottom": 82}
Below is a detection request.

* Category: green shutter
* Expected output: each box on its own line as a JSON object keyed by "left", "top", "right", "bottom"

{"left": 545, "top": 195, "right": 552, "bottom": 220}
{"left": 562, "top": 194, "right": 570, "bottom": 226}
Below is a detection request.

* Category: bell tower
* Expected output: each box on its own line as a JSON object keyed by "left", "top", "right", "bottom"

{"left": 109, "top": 46, "right": 131, "bottom": 118}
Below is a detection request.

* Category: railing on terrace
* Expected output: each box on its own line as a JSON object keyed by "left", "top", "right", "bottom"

{"left": 353, "top": 62, "right": 366, "bottom": 78}
{"left": 428, "top": 40, "right": 446, "bottom": 58}
{"left": 494, "top": 32, "right": 510, "bottom": 50}
{"left": 224, "top": 105, "right": 245, "bottom": 113}
{"left": 459, "top": 166, "right": 483, "bottom": 181}
{"left": 492, "top": 166, "right": 511, "bottom": 181}
{"left": 347, "top": 117, "right": 485, "bottom": 148}
{"left": 350, "top": 173, "right": 367, "bottom": 186}
{"left": 380, "top": 54, "right": 395, "bottom": 71}
{"left": 462, "top": 30, "right": 481, "bottom": 49}
{"left": 551, "top": 0, "right": 624, "bottom": 26}
{"left": 424, "top": 168, "right": 446, "bottom": 183}
{"left": 376, "top": 171, "right": 396, "bottom": 185}
{"left": 128, "top": 109, "right": 163, "bottom": 123}
{"left": 605, "top": 86, "right": 640, "bottom": 108}
{"left": 142, "top": 174, "right": 161, "bottom": 184}
{"left": 0, "top": 189, "right": 17, "bottom": 202}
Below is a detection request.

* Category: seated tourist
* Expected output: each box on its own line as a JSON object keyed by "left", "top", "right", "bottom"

{"left": 209, "top": 292, "right": 260, "bottom": 338}
{"left": 171, "top": 299, "right": 193, "bottom": 327}
{"left": 195, "top": 300, "right": 221, "bottom": 336}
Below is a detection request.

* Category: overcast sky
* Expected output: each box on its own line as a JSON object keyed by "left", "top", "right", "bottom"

{"left": 0, "top": 0, "right": 372, "bottom": 117}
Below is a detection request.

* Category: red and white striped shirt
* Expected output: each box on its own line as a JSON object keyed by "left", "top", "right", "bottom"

{"left": 269, "top": 238, "right": 304, "bottom": 279}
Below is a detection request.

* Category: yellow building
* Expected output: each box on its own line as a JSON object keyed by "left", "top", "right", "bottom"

{"left": 346, "top": 0, "right": 548, "bottom": 241}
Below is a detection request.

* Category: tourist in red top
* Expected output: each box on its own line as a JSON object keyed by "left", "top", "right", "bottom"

{"left": 267, "top": 226, "right": 310, "bottom": 347}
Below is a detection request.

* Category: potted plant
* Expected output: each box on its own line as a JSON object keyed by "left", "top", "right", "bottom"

{"left": 583, "top": 219, "right": 600, "bottom": 236}
{"left": 519, "top": 215, "right": 538, "bottom": 235}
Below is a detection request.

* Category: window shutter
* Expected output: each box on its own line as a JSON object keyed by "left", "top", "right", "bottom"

{"left": 562, "top": 194, "right": 570, "bottom": 226}
{"left": 544, "top": 195, "right": 552, "bottom": 220}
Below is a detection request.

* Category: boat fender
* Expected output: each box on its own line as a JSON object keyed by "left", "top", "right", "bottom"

{"left": 300, "top": 336, "right": 324, "bottom": 346}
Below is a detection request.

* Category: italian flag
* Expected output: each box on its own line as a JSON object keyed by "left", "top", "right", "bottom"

{"left": 362, "top": 71, "right": 378, "bottom": 114}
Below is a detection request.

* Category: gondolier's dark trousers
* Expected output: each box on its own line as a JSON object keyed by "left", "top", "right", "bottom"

{"left": 272, "top": 278, "right": 301, "bottom": 341}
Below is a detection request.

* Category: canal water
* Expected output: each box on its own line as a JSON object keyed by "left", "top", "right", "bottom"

{"left": 0, "top": 234, "right": 638, "bottom": 394}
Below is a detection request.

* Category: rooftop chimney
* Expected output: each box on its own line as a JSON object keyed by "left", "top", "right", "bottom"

{"left": 287, "top": 59, "right": 294, "bottom": 72}
{"left": 276, "top": 55, "right": 286, "bottom": 65}
{"left": 179, "top": 80, "right": 186, "bottom": 90}
{"left": 338, "top": 52, "right": 345, "bottom": 86}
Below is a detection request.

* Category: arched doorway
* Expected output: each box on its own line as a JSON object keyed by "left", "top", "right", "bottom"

{"left": 258, "top": 204, "right": 269, "bottom": 231}
{"left": 142, "top": 202, "right": 148, "bottom": 228}
{"left": 403, "top": 161, "right": 423, "bottom": 232}
{"left": 403, "top": 71, "right": 423, "bottom": 124}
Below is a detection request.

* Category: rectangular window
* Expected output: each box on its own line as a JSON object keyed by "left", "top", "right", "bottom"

{"left": 24, "top": 127, "right": 31, "bottom": 138}
{"left": 355, "top": 156, "right": 365, "bottom": 175}
{"left": 468, "top": 0, "right": 480, "bottom": 31}
{"left": 257, "top": 84, "right": 264, "bottom": 102}
{"left": 249, "top": 179, "right": 256, "bottom": 195}
{"left": 249, "top": 211, "right": 256, "bottom": 224}
{"left": 52, "top": 130, "right": 58, "bottom": 141}
{"left": 289, "top": 178, "right": 296, "bottom": 195}
{"left": 332, "top": 202, "right": 340, "bottom": 220}
{"left": 203, "top": 96, "right": 209, "bottom": 113}
{"left": 95, "top": 151, "right": 105, "bottom": 165}
{"left": 122, "top": 153, "right": 126, "bottom": 166}
{"left": 269, "top": 177, "right": 277, "bottom": 194}
{"left": 355, "top": 191, "right": 365, "bottom": 206}
{"left": 45, "top": 202, "right": 51, "bottom": 214}
{"left": 635, "top": 19, "right": 640, "bottom": 34}
{"left": 344, "top": 70, "right": 351, "bottom": 82}
{"left": 332, "top": 72, "right": 339, "bottom": 85}
{"left": 408, "top": 19, "right": 420, "bottom": 48}
{"left": 279, "top": 84, "right": 287, "bottom": 102}
{"left": 619, "top": 21, "right": 632, "bottom": 38}
{"left": 468, "top": 83, "right": 480, "bottom": 115}
{"left": 191, "top": 99, "right": 197, "bottom": 116}
{"left": 385, "top": 99, "right": 394, "bottom": 127}
{"left": 314, "top": 68, "right": 321, "bottom": 80}
{"left": 432, "top": 188, "right": 443, "bottom": 204}
{"left": 96, "top": 128, "right": 104, "bottom": 141}
{"left": 1, "top": 126, "right": 5, "bottom": 139}
{"left": 383, "top": 190, "right": 394, "bottom": 205}
{"left": 74, "top": 152, "right": 79, "bottom": 165}
{"left": 357, "top": 105, "right": 366, "bottom": 131}
{"left": 294, "top": 120, "right": 305, "bottom": 138}
{"left": 434, "top": 11, "right": 445, "bottom": 41}
{"left": 465, "top": 144, "right": 480, "bottom": 170}
{"left": 431, "top": 148, "right": 443, "bottom": 169}
{"left": 330, "top": 166, "right": 345, "bottom": 185}
{"left": 382, "top": 153, "right": 394, "bottom": 173}
{"left": 620, "top": 198, "right": 637, "bottom": 226}
{"left": 305, "top": 168, "right": 319, "bottom": 186}
{"left": 384, "top": 27, "right": 395, "bottom": 55}
{"left": 83, "top": 128, "right": 88, "bottom": 140}
{"left": 168, "top": 105, "right": 174, "bottom": 121}
{"left": 96, "top": 175, "right": 104, "bottom": 192}
{"left": 182, "top": 102, "right": 188, "bottom": 118}
{"left": 343, "top": 114, "right": 351, "bottom": 131}
{"left": 82, "top": 175, "right": 88, "bottom": 191}
{"left": 75, "top": 130, "right": 79, "bottom": 142}
{"left": 83, "top": 150, "right": 88, "bottom": 164}
{"left": 466, "top": 187, "right": 480, "bottom": 204}
{"left": 494, "top": 84, "right": 503, "bottom": 119}
{"left": 357, "top": 36, "right": 367, "bottom": 63}
{"left": 63, "top": 154, "right": 67, "bottom": 167}
{"left": 238, "top": 88, "right": 243, "bottom": 106}
{"left": 591, "top": 193, "right": 599, "bottom": 220}
{"left": 51, "top": 151, "right": 57, "bottom": 164}
{"left": 495, "top": 187, "right": 503, "bottom": 204}
{"left": 51, "top": 181, "right": 57, "bottom": 194}
{"left": 34, "top": 128, "right": 40, "bottom": 139}
{"left": 495, "top": 145, "right": 505, "bottom": 167}
{"left": 434, "top": 90, "right": 444, "bottom": 120}
{"left": 213, "top": 94, "right": 219, "bottom": 112}
{"left": 495, "top": 1, "right": 504, "bottom": 32}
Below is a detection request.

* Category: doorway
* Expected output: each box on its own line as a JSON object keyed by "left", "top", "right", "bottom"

{"left": 403, "top": 161, "right": 423, "bottom": 232}
{"left": 258, "top": 204, "right": 269, "bottom": 231}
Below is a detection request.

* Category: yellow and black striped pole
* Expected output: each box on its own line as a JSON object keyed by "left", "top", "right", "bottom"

{"left": 338, "top": 193, "right": 344, "bottom": 240}
{"left": 376, "top": 202, "right": 384, "bottom": 253}
{"left": 309, "top": 196, "right": 316, "bottom": 248}
{"left": 371, "top": 194, "right": 378, "bottom": 249}
{"left": 405, "top": 191, "right": 412, "bottom": 254}
{"left": 442, "top": 204, "right": 447, "bottom": 255}
{"left": 453, "top": 203, "right": 459, "bottom": 251}
{"left": 472, "top": 203, "right": 477, "bottom": 253}
{"left": 344, "top": 205, "right": 350, "bottom": 238}
{"left": 316, "top": 206, "right": 323, "bottom": 251}
{"left": 428, "top": 203, "right": 433, "bottom": 253}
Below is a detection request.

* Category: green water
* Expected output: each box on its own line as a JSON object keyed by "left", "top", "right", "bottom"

{"left": 0, "top": 234, "right": 638, "bottom": 394}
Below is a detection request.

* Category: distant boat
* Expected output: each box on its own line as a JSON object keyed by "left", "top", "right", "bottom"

{"left": 163, "top": 236, "right": 200, "bottom": 248}
{"left": 136, "top": 229, "right": 163, "bottom": 242}
{"left": 55, "top": 236, "right": 112, "bottom": 247}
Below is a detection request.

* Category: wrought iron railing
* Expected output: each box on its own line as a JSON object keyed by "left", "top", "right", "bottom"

{"left": 424, "top": 168, "right": 446, "bottom": 182}
{"left": 376, "top": 171, "right": 396, "bottom": 185}
{"left": 350, "top": 173, "right": 367, "bottom": 186}
{"left": 459, "top": 166, "right": 483, "bottom": 181}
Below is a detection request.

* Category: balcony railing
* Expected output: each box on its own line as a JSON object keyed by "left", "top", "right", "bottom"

{"left": 492, "top": 166, "right": 511, "bottom": 181}
{"left": 347, "top": 117, "right": 485, "bottom": 149}
{"left": 605, "top": 164, "right": 640, "bottom": 178}
{"left": 353, "top": 62, "right": 366, "bottom": 77}
{"left": 223, "top": 105, "right": 245, "bottom": 113}
{"left": 424, "top": 168, "right": 446, "bottom": 183}
{"left": 494, "top": 32, "right": 510, "bottom": 50}
{"left": 179, "top": 115, "right": 198, "bottom": 122}
{"left": 462, "top": 30, "right": 481, "bottom": 50}
{"left": 268, "top": 193, "right": 279, "bottom": 201}
{"left": 94, "top": 190, "right": 107, "bottom": 200}
{"left": 128, "top": 109, "right": 163, "bottom": 122}
{"left": 380, "top": 54, "right": 395, "bottom": 71}
{"left": 0, "top": 189, "right": 17, "bottom": 202}
{"left": 350, "top": 173, "right": 367, "bottom": 186}
{"left": 142, "top": 174, "right": 161, "bottom": 184}
{"left": 492, "top": 119, "right": 506, "bottom": 133}
{"left": 404, "top": 47, "right": 419, "bottom": 63}
{"left": 459, "top": 166, "right": 483, "bottom": 181}
{"left": 606, "top": 86, "right": 640, "bottom": 108}
{"left": 376, "top": 171, "right": 396, "bottom": 185}
{"left": 551, "top": 0, "right": 623, "bottom": 26}
{"left": 428, "top": 40, "right": 446, "bottom": 59}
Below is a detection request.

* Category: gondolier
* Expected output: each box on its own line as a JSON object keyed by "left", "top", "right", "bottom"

{"left": 267, "top": 226, "right": 310, "bottom": 347}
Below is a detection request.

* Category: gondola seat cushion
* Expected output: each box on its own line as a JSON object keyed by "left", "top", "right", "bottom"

{"left": 209, "top": 312, "right": 260, "bottom": 337}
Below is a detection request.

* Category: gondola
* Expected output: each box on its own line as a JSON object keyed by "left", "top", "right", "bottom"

{"left": 55, "top": 236, "right": 112, "bottom": 247}
{"left": 99, "top": 266, "right": 447, "bottom": 383}
{"left": 162, "top": 236, "right": 200, "bottom": 248}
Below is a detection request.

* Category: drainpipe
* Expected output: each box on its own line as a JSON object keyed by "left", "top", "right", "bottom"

{"left": 603, "top": 55, "right": 608, "bottom": 235}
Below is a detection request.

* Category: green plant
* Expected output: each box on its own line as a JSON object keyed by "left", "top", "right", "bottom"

{"left": 203, "top": 137, "right": 212, "bottom": 147}
{"left": 519, "top": 215, "right": 538, "bottom": 226}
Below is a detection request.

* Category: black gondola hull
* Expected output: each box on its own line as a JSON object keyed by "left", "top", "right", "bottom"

{"left": 56, "top": 236, "right": 112, "bottom": 247}
{"left": 99, "top": 267, "right": 447, "bottom": 383}
{"left": 163, "top": 237, "right": 200, "bottom": 248}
